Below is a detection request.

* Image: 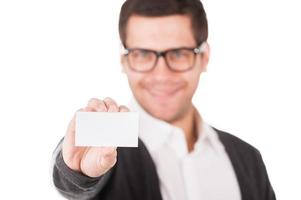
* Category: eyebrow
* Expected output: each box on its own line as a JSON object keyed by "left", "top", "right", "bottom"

{"left": 125, "top": 46, "right": 197, "bottom": 51}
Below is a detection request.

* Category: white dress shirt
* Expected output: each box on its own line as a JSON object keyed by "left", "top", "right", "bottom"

{"left": 128, "top": 98, "right": 241, "bottom": 200}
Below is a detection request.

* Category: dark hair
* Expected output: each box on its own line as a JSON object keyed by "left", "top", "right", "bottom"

{"left": 119, "top": 0, "right": 208, "bottom": 47}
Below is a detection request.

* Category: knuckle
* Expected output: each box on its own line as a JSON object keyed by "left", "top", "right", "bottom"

{"left": 96, "top": 101, "right": 107, "bottom": 112}
{"left": 88, "top": 98, "right": 101, "bottom": 107}
{"left": 104, "top": 97, "right": 117, "bottom": 106}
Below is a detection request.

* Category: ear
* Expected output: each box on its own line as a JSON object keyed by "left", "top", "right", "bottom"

{"left": 120, "top": 55, "right": 126, "bottom": 73}
{"left": 201, "top": 42, "right": 210, "bottom": 72}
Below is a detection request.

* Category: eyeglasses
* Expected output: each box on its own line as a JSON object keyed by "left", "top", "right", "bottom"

{"left": 122, "top": 42, "right": 207, "bottom": 73}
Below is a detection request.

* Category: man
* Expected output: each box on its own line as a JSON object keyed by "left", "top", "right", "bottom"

{"left": 52, "top": 0, "right": 276, "bottom": 199}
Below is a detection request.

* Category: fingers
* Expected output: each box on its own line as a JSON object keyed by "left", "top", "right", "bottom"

{"left": 85, "top": 97, "right": 130, "bottom": 113}
{"left": 63, "top": 97, "right": 128, "bottom": 177}
{"left": 97, "top": 147, "right": 117, "bottom": 173}
{"left": 80, "top": 147, "right": 117, "bottom": 177}
{"left": 103, "top": 97, "right": 119, "bottom": 112}
{"left": 87, "top": 98, "right": 108, "bottom": 112}
{"left": 119, "top": 105, "right": 130, "bottom": 112}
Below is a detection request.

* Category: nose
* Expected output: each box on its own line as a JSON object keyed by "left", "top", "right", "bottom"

{"left": 152, "top": 55, "right": 172, "bottom": 74}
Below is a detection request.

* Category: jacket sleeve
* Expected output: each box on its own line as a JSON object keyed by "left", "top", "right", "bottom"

{"left": 256, "top": 151, "right": 276, "bottom": 200}
{"left": 51, "top": 139, "right": 112, "bottom": 200}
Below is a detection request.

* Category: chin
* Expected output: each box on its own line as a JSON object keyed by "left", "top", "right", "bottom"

{"left": 141, "top": 98, "right": 189, "bottom": 123}
{"left": 150, "top": 107, "right": 176, "bottom": 122}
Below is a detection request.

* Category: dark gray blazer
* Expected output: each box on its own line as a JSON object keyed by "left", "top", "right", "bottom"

{"left": 53, "top": 127, "right": 276, "bottom": 200}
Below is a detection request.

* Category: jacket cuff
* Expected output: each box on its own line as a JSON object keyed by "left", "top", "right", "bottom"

{"left": 55, "top": 150, "right": 101, "bottom": 190}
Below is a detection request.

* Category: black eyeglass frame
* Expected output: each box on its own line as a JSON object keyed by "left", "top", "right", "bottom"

{"left": 122, "top": 41, "right": 207, "bottom": 73}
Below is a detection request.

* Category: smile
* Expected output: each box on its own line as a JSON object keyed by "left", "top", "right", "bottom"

{"left": 146, "top": 85, "right": 184, "bottom": 99}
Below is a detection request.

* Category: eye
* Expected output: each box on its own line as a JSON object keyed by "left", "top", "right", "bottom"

{"left": 128, "top": 49, "right": 155, "bottom": 64}
{"left": 131, "top": 49, "right": 152, "bottom": 58}
{"left": 170, "top": 50, "right": 183, "bottom": 58}
{"left": 168, "top": 49, "right": 191, "bottom": 60}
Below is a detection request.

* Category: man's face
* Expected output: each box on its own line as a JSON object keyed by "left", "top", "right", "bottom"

{"left": 122, "top": 14, "right": 209, "bottom": 123}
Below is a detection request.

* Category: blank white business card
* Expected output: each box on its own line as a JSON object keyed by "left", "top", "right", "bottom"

{"left": 75, "top": 112, "right": 139, "bottom": 147}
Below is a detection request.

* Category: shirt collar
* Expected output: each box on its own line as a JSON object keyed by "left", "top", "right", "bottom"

{"left": 195, "top": 119, "right": 224, "bottom": 155}
{"left": 128, "top": 97, "right": 224, "bottom": 155}
{"left": 128, "top": 97, "right": 173, "bottom": 152}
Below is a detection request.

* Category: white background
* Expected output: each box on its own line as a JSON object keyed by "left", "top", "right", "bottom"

{"left": 0, "top": 0, "right": 300, "bottom": 199}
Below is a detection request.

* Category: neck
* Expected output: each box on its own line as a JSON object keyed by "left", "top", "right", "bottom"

{"left": 171, "top": 105, "right": 199, "bottom": 152}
